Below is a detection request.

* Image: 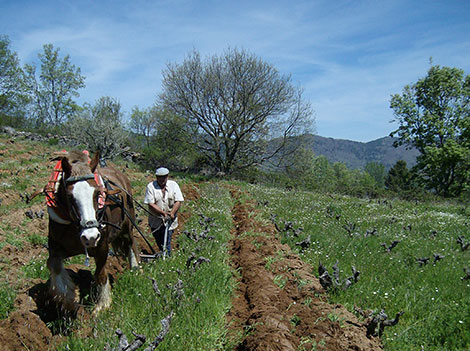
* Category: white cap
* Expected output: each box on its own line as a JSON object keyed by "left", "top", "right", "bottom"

{"left": 155, "top": 167, "right": 169, "bottom": 176}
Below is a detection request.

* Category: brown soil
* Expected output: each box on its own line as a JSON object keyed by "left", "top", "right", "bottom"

{"left": 226, "top": 188, "right": 383, "bottom": 350}
{"left": 0, "top": 200, "right": 60, "bottom": 350}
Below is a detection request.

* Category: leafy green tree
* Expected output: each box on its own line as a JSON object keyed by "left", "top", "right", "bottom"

{"left": 0, "top": 35, "right": 28, "bottom": 126}
{"left": 146, "top": 107, "right": 199, "bottom": 171}
{"left": 24, "top": 44, "right": 85, "bottom": 127}
{"left": 385, "top": 160, "right": 411, "bottom": 192}
{"left": 364, "top": 161, "right": 386, "bottom": 188}
{"left": 390, "top": 64, "right": 470, "bottom": 196}
{"left": 356, "top": 170, "right": 378, "bottom": 196}
{"left": 310, "top": 155, "right": 335, "bottom": 192}
{"left": 281, "top": 146, "right": 316, "bottom": 187}
{"left": 66, "top": 97, "right": 128, "bottom": 163}
{"left": 129, "top": 106, "right": 158, "bottom": 147}
{"left": 160, "top": 48, "right": 314, "bottom": 174}
{"left": 332, "top": 162, "right": 355, "bottom": 193}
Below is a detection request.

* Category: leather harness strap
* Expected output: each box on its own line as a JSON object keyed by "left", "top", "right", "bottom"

{"left": 65, "top": 174, "right": 96, "bottom": 183}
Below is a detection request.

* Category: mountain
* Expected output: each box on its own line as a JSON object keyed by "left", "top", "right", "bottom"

{"left": 300, "top": 134, "right": 419, "bottom": 170}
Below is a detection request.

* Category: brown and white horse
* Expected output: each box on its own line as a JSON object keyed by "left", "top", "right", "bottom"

{"left": 46, "top": 150, "right": 139, "bottom": 315}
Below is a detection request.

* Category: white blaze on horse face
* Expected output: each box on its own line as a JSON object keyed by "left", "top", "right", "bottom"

{"left": 73, "top": 181, "right": 101, "bottom": 247}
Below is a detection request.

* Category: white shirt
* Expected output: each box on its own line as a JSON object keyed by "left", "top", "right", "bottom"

{"left": 144, "top": 179, "right": 184, "bottom": 230}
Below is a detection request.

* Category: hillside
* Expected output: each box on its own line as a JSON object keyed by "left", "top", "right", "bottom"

{"left": 0, "top": 132, "right": 382, "bottom": 350}
{"left": 303, "top": 134, "right": 420, "bottom": 170}
{"left": 2, "top": 131, "right": 468, "bottom": 350}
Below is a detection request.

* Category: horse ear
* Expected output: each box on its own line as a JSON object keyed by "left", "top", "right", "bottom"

{"left": 90, "top": 151, "right": 100, "bottom": 172}
{"left": 51, "top": 151, "right": 71, "bottom": 179}
{"left": 61, "top": 157, "right": 72, "bottom": 179}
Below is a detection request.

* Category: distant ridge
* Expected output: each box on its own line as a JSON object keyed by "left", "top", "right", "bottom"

{"left": 302, "top": 134, "right": 419, "bottom": 170}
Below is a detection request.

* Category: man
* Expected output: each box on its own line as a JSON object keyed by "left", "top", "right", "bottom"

{"left": 144, "top": 167, "right": 184, "bottom": 257}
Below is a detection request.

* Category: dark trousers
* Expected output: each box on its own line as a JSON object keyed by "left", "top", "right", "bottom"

{"left": 151, "top": 224, "right": 173, "bottom": 257}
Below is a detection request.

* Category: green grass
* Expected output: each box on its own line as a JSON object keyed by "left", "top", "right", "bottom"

{"left": 22, "top": 258, "right": 50, "bottom": 280}
{"left": 27, "top": 233, "right": 48, "bottom": 246}
{"left": 244, "top": 182, "right": 470, "bottom": 351}
{"left": 0, "top": 282, "right": 16, "bottom": 319}
{"left": 1, "top": 225, "right": 26, "bottom": 249}
{"left": 59, "top": 182, "right": 238, "bottom": 351}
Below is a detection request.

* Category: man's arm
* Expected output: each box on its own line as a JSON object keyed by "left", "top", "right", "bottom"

{"left": 170, "top": 201, "right": 181, "bottom": 220}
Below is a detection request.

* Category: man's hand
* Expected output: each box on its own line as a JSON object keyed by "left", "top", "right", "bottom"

{"left": 149, "top": 204, "right": 169, "bottom": 219}
{"left": 164, "top": 212, "right": 172, "bottom": 222}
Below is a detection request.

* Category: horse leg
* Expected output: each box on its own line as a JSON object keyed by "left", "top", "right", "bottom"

{"left": 127, "top": 226, "right": 139, "bottom": 270}
{"left": 92, "top": 251, "right": 111, "bottom": 316}
{"left": 123, "top": 220, "right": 139, "bottom": 269}
{"left": 47, "top": 256, "right": 77, "bottom": 312}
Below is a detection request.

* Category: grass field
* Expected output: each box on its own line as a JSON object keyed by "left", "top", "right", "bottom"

{"left": 244, "top": 182, "right": 470, "bottom": 350}
{"left": 2, "top": 135, "right": 470, "bottom": 350}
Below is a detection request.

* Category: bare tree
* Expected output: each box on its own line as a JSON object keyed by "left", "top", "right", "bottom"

{"left": 66, "top": 97, "right": 128, "bottom": 163}
{"left": 160, "top": 48, "right": 314, "bottom": 173}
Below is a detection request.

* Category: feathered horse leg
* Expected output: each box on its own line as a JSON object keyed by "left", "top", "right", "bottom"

{"left": 91, "top": 245, "right": 112, "bottom": 317}
{"left": 47, "top": 256, "right": 78, "bottom": 312}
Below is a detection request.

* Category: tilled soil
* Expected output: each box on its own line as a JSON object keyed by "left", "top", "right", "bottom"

{"left": 226, "top": 188, "right": 383, "bottom": 350}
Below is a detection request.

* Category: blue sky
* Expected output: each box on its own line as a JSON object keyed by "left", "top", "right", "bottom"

{"left": 1, "top": 0, "right": 469, "bottom": 142}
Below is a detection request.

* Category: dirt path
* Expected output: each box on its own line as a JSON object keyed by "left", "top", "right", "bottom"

{"left": 226, "top": 188, "right": 383, "bottom": 350}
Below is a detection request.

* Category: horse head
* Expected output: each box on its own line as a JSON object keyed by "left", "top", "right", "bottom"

{"left": 57, "top": 150, "right": 103, "bottom": 248}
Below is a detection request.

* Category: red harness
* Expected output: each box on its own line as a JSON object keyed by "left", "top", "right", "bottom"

{"left": 45, "top": 151, "right": 105, "bottom": 209}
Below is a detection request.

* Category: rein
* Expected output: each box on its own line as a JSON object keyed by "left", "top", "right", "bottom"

{"left": 101, "top": 176, "right": 156, "bottom": 254}
{"left": 102, "top": 177, "right": 154, "bottom": 217}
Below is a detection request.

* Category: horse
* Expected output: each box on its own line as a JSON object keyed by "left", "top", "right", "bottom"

{"left": 45, "top": 150, "right": 139, "bottom": 316}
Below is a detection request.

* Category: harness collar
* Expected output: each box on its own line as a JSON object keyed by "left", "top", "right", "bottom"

{"left": 66, "top": 174, "right": 96, "bottom": 184}
{"left": 47, "top": 206, "right": 72, "bottom": 225}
